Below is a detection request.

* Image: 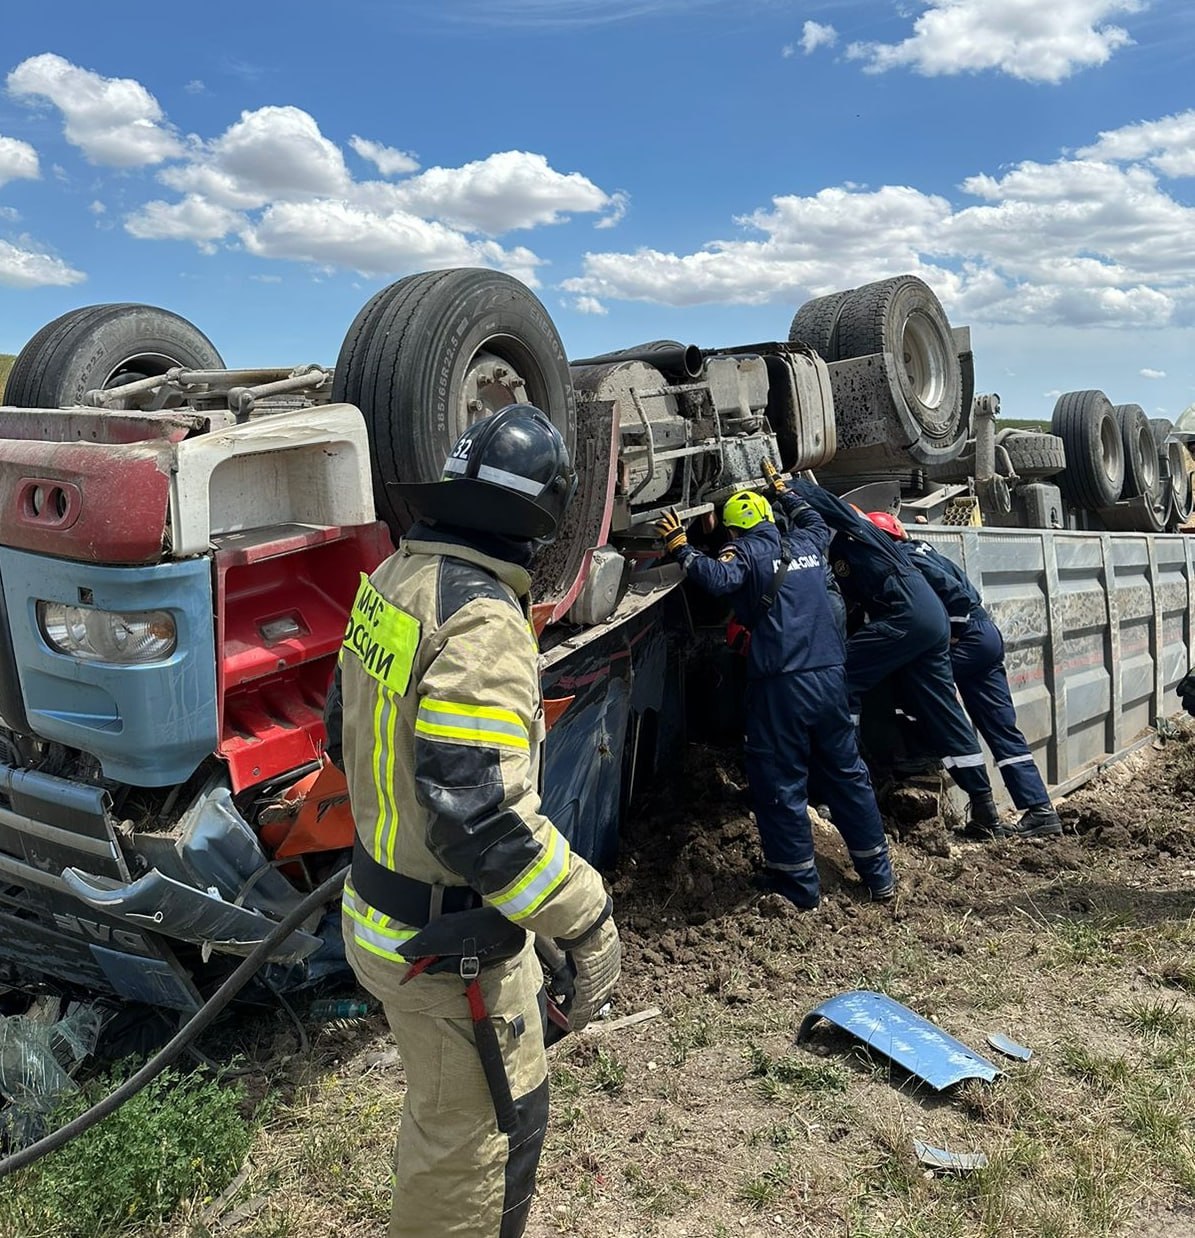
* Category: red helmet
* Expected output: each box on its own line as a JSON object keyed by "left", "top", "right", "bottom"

{"left": 867, "top": 511, "right": 908, "bottom": 540}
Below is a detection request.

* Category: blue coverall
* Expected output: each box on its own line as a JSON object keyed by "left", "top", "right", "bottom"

{"left": 677, "top": 502, "right": 894, "bottom": 906}
{"left": 789, "top": 481, "right": 993, "bottom": 801}
{"left": 903, "top": 539, "right": 1051, "bottom": 810}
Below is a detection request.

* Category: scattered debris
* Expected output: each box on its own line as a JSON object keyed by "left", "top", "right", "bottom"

{"left": 579, "top": 1006, "right": 663, "bottom": 1035}
{"left": 986, "top": 1031, "right": 1033, "bottom": 1061}
{"left": 797, "top": 990, "right": 1001, "bottom": 1090}
{"left": 0, "top": 999, "right": 107, "bottom": 1146}
{"left": 914, "top": 1139, "right": 989, "bottom": 1173}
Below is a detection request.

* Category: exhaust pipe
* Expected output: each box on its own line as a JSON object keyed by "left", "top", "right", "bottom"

{"left": 571, "top": 340, "right": 704, "bottom": 381}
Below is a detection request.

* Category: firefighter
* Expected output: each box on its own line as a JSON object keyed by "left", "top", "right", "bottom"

{"left": 779, "top": 470, "right": 999, "bottom": 832}
{"left": 332, "top": 404, "right": 620, "bottom": 1238}
{"left": 654, "top": 479, "right": 895, "bottom": 909}
{"left": 866, "top": 511, "right": 1063, "bottom": 839}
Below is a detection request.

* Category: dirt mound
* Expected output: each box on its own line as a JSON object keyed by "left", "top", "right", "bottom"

{"left": 609, "top": 738, "right": 1181, "bottom": 1010}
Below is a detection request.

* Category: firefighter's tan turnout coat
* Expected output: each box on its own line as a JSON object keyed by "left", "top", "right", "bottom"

{"left": 337, "top": 525, "right": 610, "bottom": 1238}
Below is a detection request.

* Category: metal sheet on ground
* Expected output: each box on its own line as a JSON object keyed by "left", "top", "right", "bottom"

{"left": 797, "top": 989, "right": 1002, "bottom": 1090}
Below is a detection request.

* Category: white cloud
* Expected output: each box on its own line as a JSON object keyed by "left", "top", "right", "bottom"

{"left": 846, "top": 0, "right": 1143, "bottom": 84}
{"left": 801, "top": 20, "right": 838, "bottom": 54}
{"left": 7, "top": 53, "right": 181, "bottom": 166}
{"left": 161, "top": 106, "right": 352, "bottom": 209}
{"left": 0, "top": 135, "right": 39, "bottom": 187}
{"left": 1140, "top": 367, "right": 1167, "bottom": 379}
{"left": 88, "top": 199, "right": 105, "bottom": 215}
{"left": 349, "top": 135, "right": 420, "bottom": 176}
{"left": 563, "top": 118, "right": 1195, "bottom": 332}
{"left": 0, "top": 238, "right": 84, "bottom": 288}
{"left": 241, "top": 200, "right": 544, "bottom": 285}
{"left": 573, "top": 295, "right": 607, "bottom": 315}
{"left": 1078, "top": 110, "right": 1195, "bottom": 178}
{"left": 125, "top": 195, "right": 243, "bottom": 252}
{"left": 184, "top": 79, "right": 206, "bottom": 95}
{"left": 382, "top": 150, "right": 620, "bottom": 234}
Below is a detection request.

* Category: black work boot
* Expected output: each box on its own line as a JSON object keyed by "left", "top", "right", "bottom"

{"left": 867, "top": 878, "right": 897, "bottom": 902}
{"left": 1007, "top": 803, "right": 1063, "bottom": 839}
{"left": 963, "top": 792, "right": 1002, "bottom": 840}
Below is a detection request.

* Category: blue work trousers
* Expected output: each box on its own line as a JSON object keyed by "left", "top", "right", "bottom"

{"left": 845, "top": 607, "right": 992, "bottom": 798}
{"left": 951, "top": 614, "right": 1050, "bottom": 809}
{"left": 743, "top": 665, "right": 893, "bottom": 903}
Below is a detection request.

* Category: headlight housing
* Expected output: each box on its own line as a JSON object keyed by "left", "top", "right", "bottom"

{"left": 37, "top": 602, "right": 177, "bottom": 664}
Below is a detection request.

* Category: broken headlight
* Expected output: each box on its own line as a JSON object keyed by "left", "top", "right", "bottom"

{"left": 37, "top": 602, "right": 177, "bottom": 664}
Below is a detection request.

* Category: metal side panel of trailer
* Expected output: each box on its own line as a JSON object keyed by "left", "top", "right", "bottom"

{"left": 919, "top": 526, "right": 1195, "bottom": 801}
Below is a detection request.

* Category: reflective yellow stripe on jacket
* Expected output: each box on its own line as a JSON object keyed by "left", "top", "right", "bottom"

{"left": 342, "top": 880, "right": 418, "bottom": 960}
{"left": 488, "top": 825, "right": 570, "bottom": 922}
{"left": 415, "top": 698, "right": 530, "bottom": 750}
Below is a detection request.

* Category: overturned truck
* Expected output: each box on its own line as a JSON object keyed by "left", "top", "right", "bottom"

{"left": 0, "top": 270, "right": 1190, "bottom": 1010}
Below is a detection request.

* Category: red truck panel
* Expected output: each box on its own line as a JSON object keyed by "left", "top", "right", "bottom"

{"left": 214, "top": 522, "right": 393, "bottom": 791}
{"left": 0, "top": 438, "right": 172, "bottom": 563}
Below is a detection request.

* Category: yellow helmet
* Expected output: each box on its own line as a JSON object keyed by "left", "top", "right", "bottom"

{"left": 722, "top": 490, "right": 774, "bottom": 530}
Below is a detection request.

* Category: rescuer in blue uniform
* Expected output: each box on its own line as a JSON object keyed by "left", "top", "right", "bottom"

{"left": 867, "top": 512, "right": 1063, "bottom": 839}
{"left": 654, "top": 483, "right": 895, "bottom": 909}
{"left": 778, "top": 470, "right": 998, "bottom": 830}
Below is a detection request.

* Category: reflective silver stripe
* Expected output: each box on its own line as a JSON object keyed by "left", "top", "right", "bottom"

{"left": 442, "top": 456, "right": 468, "bottom": 476}
{"left": 352, "top": 918, "right": 416, "bottom": 956}
{"left": 849, "top": 845, "right": 887, "bottom": 860}
{"left": 769, "top": 858, "right": 818, "bottom": 873}
{"left": 996, "top": 753, "right": 1035, "bottom": 768}
{"left": 417, "top": 705, "right": 526, "bottom": 740}
{"left": 850, "top": 714, "right": 860, "bottom": 725}
{"left": 950, "top": 616, "right": 968, "bottom": 625}
{"left": 943, "top": 752, "right": 987, "bottom": 768}
{"left": 477, "top": 463, "right": 543, "bottom": 495}
{"left": 491, "top": 830, "right": 570, "bottom": 921}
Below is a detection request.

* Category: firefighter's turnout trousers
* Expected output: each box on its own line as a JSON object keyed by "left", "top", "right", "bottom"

{"left": 344, "top": 929, "right": 547, "bottom": 1238}
{"left": 334, "top": 524, "right": 611, "bottom": 1238}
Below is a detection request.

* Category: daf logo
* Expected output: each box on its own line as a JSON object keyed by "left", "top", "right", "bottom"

{"left": 53, "top": 912, "right": 146, "bottom": 951}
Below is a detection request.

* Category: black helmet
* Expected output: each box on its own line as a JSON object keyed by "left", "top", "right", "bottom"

{"left": 392, "top": 404, "right": 578, "bottom": 541}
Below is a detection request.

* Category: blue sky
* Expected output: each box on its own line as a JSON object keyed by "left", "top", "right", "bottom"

{"left": 2, "top": 0, "right": 1195, "bottom": 419}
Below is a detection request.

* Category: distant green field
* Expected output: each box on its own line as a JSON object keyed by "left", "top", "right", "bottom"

{"left": 995, "top": 416, "right": 1050, "bottom": 431}
{"left": 0, "top": 354, "right": 13, "bottom": 397}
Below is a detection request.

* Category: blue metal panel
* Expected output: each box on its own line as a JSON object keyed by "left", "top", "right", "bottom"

{"left": 0, "top": 548, "right": 217, "bottom": 786}
{"left": 797, "top": 990, "right": 1001, "bottom": 1090}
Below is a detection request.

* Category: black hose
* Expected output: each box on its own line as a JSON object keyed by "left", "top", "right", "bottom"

{"left": 0, "top": 865, "right": 348, "bottom": 1180}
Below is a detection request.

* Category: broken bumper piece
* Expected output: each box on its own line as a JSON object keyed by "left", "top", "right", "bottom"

{"left": 60, "top": 866, "right": 321, "bottom": 964}
{"left": 797, "top": 989, "right": 1001, "bottom": 1090}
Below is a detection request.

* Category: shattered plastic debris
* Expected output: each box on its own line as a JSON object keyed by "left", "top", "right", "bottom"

{"left": 797, "top": 990, "right": 1001, "bottom": 1090}
{"left": 915, "top": 1139, "right": 989, "bottom": 1173}
{"left": 0, "top": 1001, "right": 107, "bottom": 1147}
{"left": 986, "top": 1031, "right": 1032, "bottom": 1061}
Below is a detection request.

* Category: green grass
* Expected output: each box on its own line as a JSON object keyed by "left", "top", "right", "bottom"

{"left": 0, "top": 354, "right": 14, "bottom": 399}
{"left": 0, "top": 1066, "right": 254, "bottom": 1238}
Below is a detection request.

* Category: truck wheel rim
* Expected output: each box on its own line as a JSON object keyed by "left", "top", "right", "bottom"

{"left": 1137, "top": 424, "right": 1157, "bottom": 491}
{"left": 902, "top": 309, "right": 948, "bottom": 417}
{"left": 100, "top": 350, "right": 182, "bottom": 390}
{"left": 456, "top": 337, "right": 548, "bottom": 440}
{"left": 1101, "top": 416, "right": 1121, "bottom": 480}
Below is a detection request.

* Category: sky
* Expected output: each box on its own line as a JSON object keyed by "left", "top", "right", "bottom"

{"left": 2, "top": 0, "right": 1195, "bottom": 419}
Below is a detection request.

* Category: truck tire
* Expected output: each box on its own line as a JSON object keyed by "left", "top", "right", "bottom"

{"left": 332, "top": 268, "right": 575, "bottom": 539}
{"left": 3, "top": 304, "right": 224, "bottom": 409}
{"left": 1114, "top": 403, "right": 1157, "bottom": 500}
{"left": 995, "top": 430, "right": 1065, "bottom": 479}
{"left": 788, "top": 289, "right": 853, "bottom": 360}
{"left": 1050, "top": 390, "right": 1124, "bottom": 510}
{"left": 832, "top": 275, "right": 962, "bottom": 441}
